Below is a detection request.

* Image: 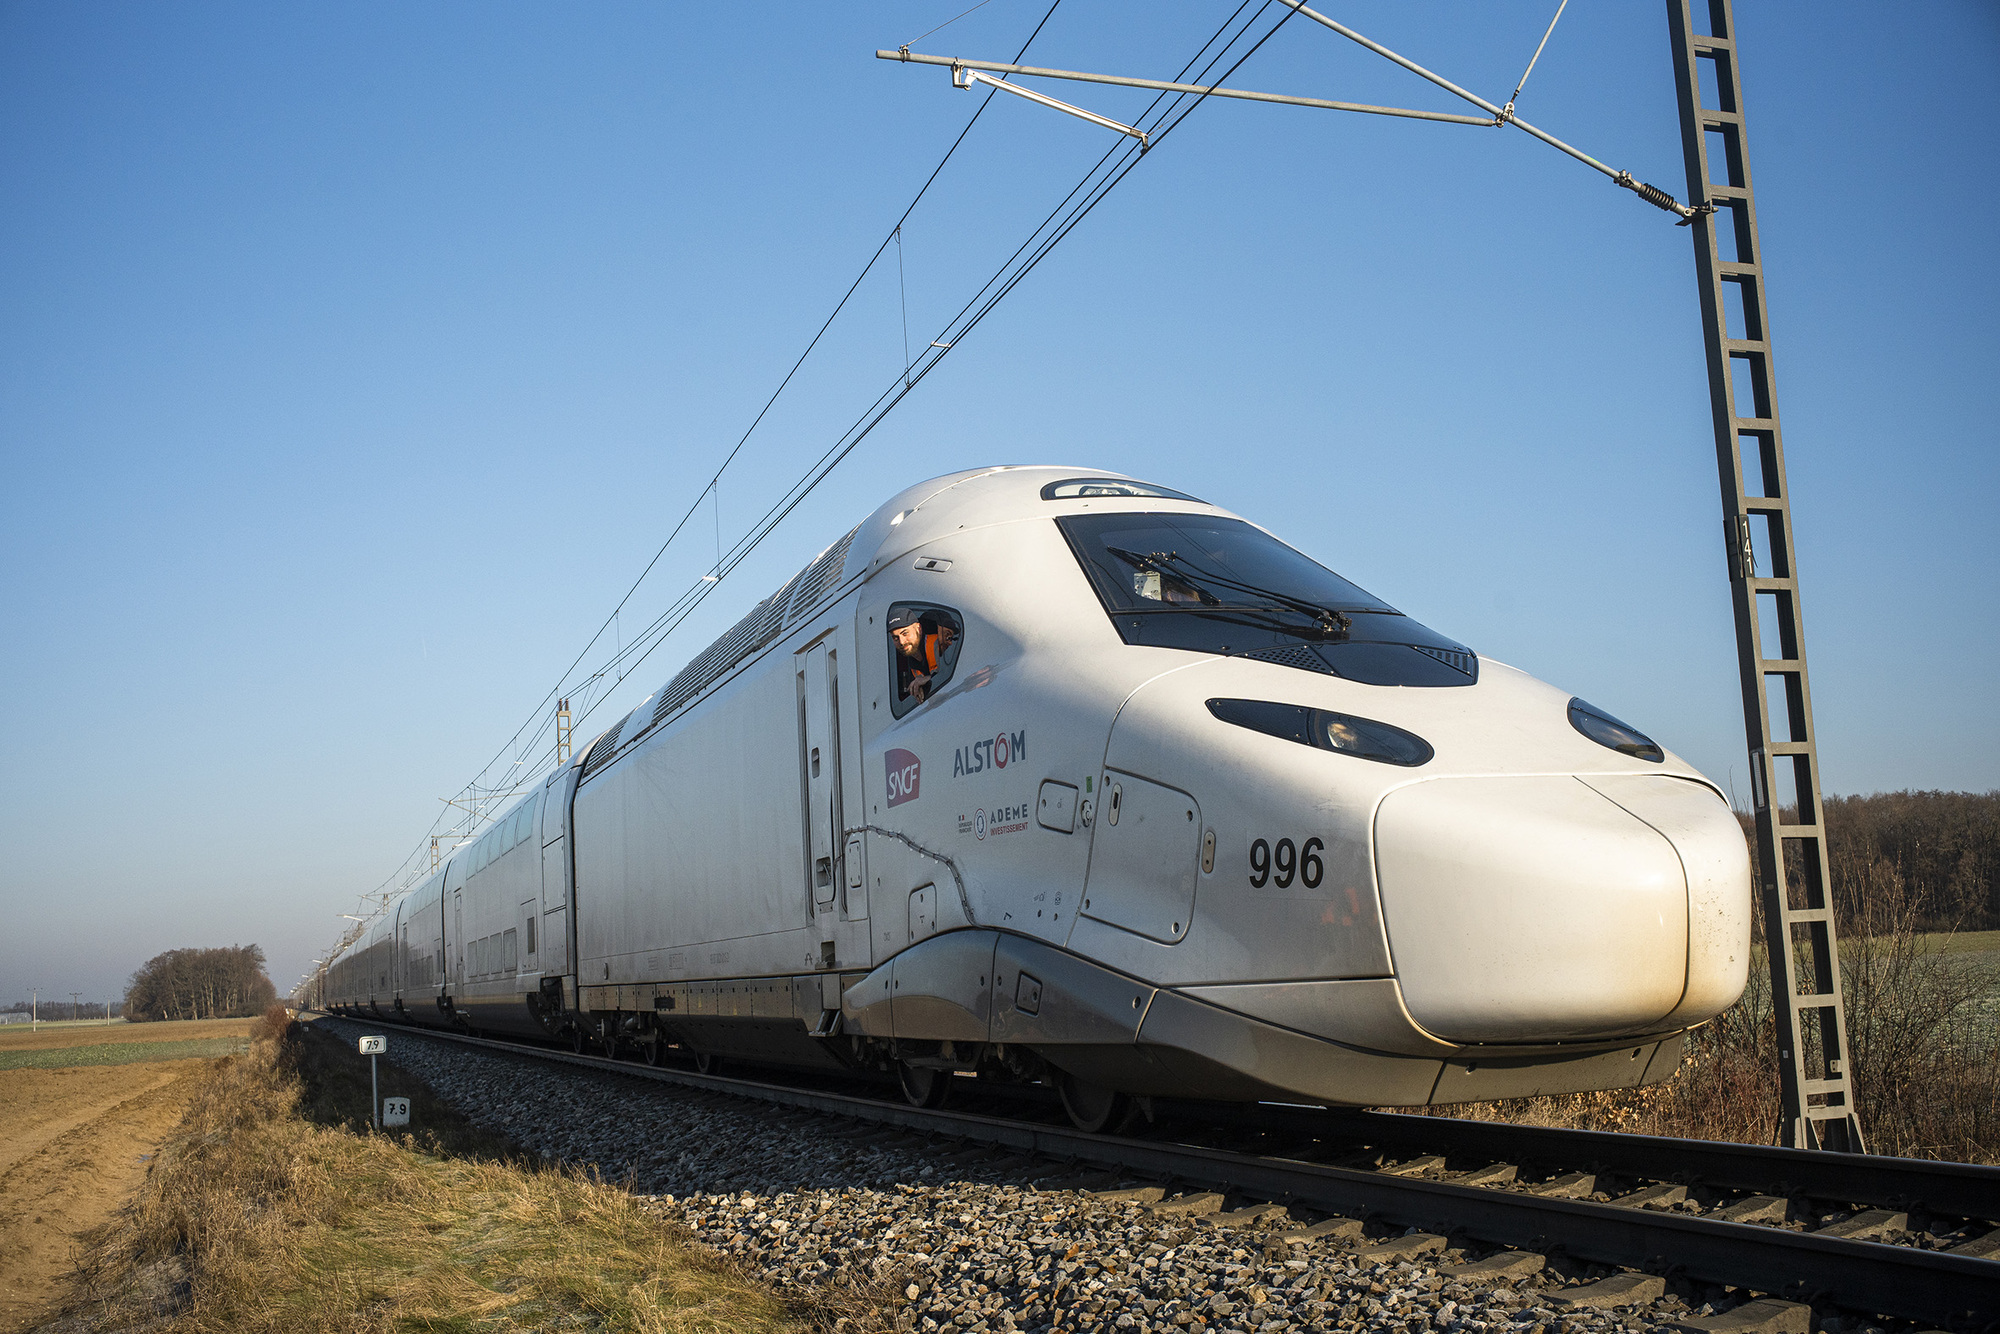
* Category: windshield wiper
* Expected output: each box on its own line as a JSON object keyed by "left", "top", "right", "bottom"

{"left": 1105, "top": 546, "right": 1353, "bottom": 639}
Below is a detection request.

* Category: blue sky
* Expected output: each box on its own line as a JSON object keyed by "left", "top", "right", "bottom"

{"left": 3, "top": 3, "right": 1994, "bottom": 1005}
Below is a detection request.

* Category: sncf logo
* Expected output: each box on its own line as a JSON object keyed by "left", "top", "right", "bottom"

{"left": 885, "top": 748, "right": 921, "bottom": 807}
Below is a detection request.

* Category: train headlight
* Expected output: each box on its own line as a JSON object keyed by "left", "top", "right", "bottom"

{"left": 1206, "top": 698, "right": 1433, "bottom": 767}
{"left": 1567, "top": 698, "right": 1664, "bottom": 762}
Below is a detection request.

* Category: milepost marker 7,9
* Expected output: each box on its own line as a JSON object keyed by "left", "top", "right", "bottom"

{"left": 358, "top": 1034, "right": 387, "bottom": 1129}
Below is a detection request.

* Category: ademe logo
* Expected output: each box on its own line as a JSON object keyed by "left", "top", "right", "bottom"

{"left": 953, "top": 729, "right": 1026, "bottom": 778}
{"left": 962, "top": 801, "right": 1032, "bottom": 840}
{"left": 885, "top": 749, "right": 921, "bottom": 807}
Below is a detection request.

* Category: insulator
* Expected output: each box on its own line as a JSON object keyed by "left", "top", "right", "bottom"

{"left": 1617, "top": 171, "right": 1687, "bottom": 216}
{"left": 1633, "top": 180, "right": 1679, "bottom": 211}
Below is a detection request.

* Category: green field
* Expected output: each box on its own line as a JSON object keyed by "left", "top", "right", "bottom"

{"left": 0, "top": 1037, "right": 249, "bottom": 1071}
{"left": 1917, "top": 928, "right": 2000, "bottom": 959}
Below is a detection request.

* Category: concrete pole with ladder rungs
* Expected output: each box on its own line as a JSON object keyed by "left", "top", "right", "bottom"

{"left": 1666, "top": 0, "right": 1864, "bottom": 1153}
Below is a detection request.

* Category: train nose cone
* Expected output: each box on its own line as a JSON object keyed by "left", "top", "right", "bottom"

{"left": 1376, "top": 775, "right": 1749, "bottom": 1043}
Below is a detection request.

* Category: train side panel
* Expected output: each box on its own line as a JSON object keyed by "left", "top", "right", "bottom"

{"left": 393, "top": 872, "right": 449, "bottom": 1028}
{"left": 572, "top": 631, "right": 817, "bottom": 988}
{"left": 454, "top": 788, "right": 545, "bottom": 1035}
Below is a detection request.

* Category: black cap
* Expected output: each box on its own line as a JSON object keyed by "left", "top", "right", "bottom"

{"left": 887, "top": 608, "right": 918, "bottom": 630}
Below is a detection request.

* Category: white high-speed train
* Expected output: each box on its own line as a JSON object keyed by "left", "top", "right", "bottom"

{"left": 323, "top": 466, "right": 1750, "bottom": 1130}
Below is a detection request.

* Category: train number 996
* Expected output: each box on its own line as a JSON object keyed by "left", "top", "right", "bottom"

{"left": 1249, "top": 837, "right": 1324, "bottom": 890}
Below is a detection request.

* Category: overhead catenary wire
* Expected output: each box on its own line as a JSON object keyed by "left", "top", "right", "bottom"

{"left": 353, "top": 2, "right": 1072, "bottom": 908}
{"left": 556, "top": 7, "right": 1305, "bottom": 713}
{"left": 352, "top": 2, "right": 1292, "bottom": 921}
{"left": 430, "top": 1, "right": 1068, "bottom": 817}
{"left": 902, "top": 0, "right": 999, "bottom": 52}
{"left": 480, "top": 0, "right": 1272, "bottom": 773}
{"left": 896, "top": 227, "right": 912, "bottom": 387}
{"left": 546, "top": 4, "right": 1295, "bottom": 716}
{"left": 436, "top": 0, "right": 1282, "bottom": 795}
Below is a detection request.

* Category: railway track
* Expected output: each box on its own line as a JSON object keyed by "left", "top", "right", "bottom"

{"left": 317, "top": 1017, "right": 1999, "bottom": 1329}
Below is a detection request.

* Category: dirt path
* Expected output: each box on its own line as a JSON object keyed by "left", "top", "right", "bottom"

{"left": 0, "top": 1064, "right": 202, "bottom": 1333}
{"left": 0, "top": 1065, "right": 198, "bottom": 1179}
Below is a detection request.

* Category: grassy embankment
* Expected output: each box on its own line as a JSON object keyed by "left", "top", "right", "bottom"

{"left": 1438, "top": 930, "right": 2000, "bottom": 1163}
{"left": 51, "top": 1011, "right": 873, "bottom": 1334}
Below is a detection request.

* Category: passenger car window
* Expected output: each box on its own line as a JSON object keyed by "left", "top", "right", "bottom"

{"left": 887, "top": 602, "right": 964, "bottom": 718}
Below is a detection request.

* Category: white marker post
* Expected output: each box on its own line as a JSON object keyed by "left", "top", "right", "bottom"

{"left": 381, "top": 1096, "right": 411, "bottom": 1128}
{"left": 358, "top": 1035, "right": 387, "bottom": 1128}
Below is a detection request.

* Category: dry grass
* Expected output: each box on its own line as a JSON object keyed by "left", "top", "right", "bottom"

{"left": 49, "top": 1008, "right": 867, "bottom": 1334}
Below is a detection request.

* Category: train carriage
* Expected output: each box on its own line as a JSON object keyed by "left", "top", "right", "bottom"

{"left": 324, "top": 465, "right": 1749, "bottom": 1129}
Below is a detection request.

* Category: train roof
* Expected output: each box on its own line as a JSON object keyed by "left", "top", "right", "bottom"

{"left": 846, "top": 465, "right": 1230, "bottom": 580}
{"left": 571, "top": 466, "right": 1228, "bottom": 782}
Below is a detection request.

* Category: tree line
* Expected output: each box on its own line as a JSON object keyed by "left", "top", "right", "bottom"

{"left": 124, "top": 945, "right": 277, "bottom": 1023}
{"left": 1825, "top": 790, "right": 1999, "bottom": 932}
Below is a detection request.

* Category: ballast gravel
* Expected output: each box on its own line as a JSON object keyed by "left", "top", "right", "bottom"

{"left": 320, "top": 1020, "right": 1750, "bottom": 1334}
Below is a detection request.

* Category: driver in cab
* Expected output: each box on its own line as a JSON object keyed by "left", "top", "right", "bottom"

{"left": 892, "top": 608, "right": 936, "bottom": 704}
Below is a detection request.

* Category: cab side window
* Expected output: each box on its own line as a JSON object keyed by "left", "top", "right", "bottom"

{"left": 887, "top": 602, "right": 964, "bottom": 717}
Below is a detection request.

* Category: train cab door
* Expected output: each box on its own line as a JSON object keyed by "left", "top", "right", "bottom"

{"left": 798, "top": 636, "right": 850, "bottom": 968}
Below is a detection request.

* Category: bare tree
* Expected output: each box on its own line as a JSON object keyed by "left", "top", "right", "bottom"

{"left": 125, "top": 945, "right": 277, "bottom": 1023}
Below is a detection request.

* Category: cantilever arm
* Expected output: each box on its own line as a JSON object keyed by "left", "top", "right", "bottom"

{"left": 951, "top": 64, "right": 1148, "bottom": 147}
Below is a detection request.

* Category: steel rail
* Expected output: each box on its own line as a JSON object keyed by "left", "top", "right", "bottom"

{"left": 320, "top": 1018, "right": 1998, "bottom": 1326}
{"left": 1198, "top": 1102, "right": 2000, "bottom": 1222}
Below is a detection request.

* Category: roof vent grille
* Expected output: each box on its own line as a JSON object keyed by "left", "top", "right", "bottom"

{"left": 645, "top": 523, "right": 863, "bottom": 730}
{"left": 580, "top": 718, "right": 626, "bottom": 776}
{"left": 1244, "top": 645, "right": 1335, "bottom": 675}
{"left": 786, "top": 526, "right": 860, "bottom": 626}
{"left": 1412, "top": 644, "right": 1478, "bottom": 677}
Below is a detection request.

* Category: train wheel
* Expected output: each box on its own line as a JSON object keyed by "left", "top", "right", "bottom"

{"left": 897, "top": 1062, "right": 951, "bottom": 1110}
{"left": 693, "top": 1050, "right": 723, "bottom": 1076}
{"left": 1059, "top": 1073, "right": 1131, "bottom": 1134}
{"left": 643, "top": 1038, "right": 665, "bottom": 1067}
{"left": 570, "top": 1026, "right": 589, "bottom": 1056}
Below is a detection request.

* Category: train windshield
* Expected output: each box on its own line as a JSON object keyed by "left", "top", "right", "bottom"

{"left": 1057, "top": 512, "right": 1462, "bottom": 657}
